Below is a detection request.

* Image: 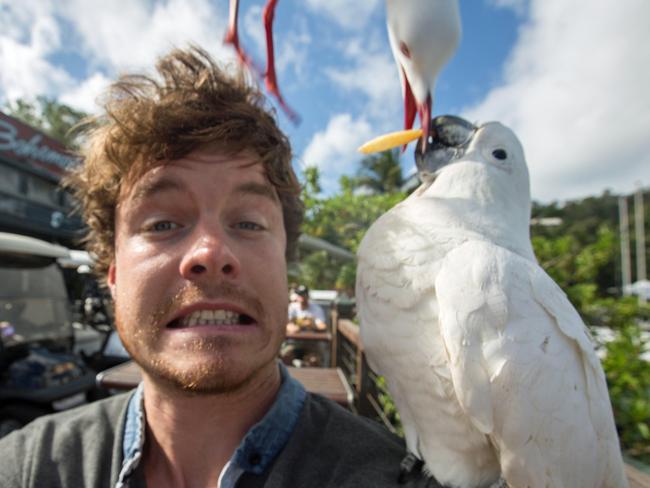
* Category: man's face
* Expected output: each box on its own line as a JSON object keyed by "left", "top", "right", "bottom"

{"left": 297, "top": 294, "right": 309, "bottom": 309}
{"left": 108, "top": 150, "right": 288, "bottom": 394}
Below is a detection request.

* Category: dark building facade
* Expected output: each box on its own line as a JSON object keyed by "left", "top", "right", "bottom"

{"left": 0, "top": 111, "right": 83, "bottom": 247}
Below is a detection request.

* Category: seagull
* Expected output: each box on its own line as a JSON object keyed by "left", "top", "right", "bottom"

{"left": 386, "top": 0, "right": 461, "bottom": 152}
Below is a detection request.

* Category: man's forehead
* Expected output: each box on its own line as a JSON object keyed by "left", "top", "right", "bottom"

{"left": 121, "top": 150, "right": 271, "bottom": 202}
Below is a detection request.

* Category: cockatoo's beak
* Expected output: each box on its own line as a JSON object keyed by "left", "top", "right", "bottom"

{"left": 414, "top": 115, "right": 477, "bottom": 181}
{"left": 358, "top": 128, "right": 423, "bottom": 155}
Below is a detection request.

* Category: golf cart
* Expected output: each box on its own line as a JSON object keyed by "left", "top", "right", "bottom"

{"left": 0, "top": 232, "right": 96, "bottom": 437}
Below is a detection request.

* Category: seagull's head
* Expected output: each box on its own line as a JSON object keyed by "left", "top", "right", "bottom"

{"left": 387, "top": 0, "right": 461, "bottom": 152}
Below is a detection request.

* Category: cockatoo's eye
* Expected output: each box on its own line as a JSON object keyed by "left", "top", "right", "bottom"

{"left": 492, "top": 149, "right": 508, "bottom": 160}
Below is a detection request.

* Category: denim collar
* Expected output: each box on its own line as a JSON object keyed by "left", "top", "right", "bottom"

{"left": 116, "top": 362, "right": 306, "bottom": 488}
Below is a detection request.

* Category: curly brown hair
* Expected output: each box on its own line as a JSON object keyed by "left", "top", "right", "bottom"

{"left": 65, "top": 46, "right": 303, "bottom": 283}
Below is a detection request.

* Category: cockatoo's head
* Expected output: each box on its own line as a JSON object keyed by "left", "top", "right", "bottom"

{"left": 415, "top": 115, "right": 528, "bottom": 189}
{"left": 415, "top": 115, "right": 533, "bottom": 256}
{"left": 387, "top": 0, "right": 461, "bottom": 152}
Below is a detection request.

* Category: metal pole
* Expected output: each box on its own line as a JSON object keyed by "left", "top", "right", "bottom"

{"left": 619, "top": 196, "right": 632, "bottom": 295}
{"left": 634, "top": 187, "right": 646, "bottom": 303}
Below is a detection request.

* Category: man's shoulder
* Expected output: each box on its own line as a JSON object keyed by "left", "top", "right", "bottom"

{"left": 14, "top": 391, "right": 131, "bottom": 438}
{"left": 266, "top": 392, "right": 407, "bottom": 487}
{"left": 304, "top": 393, "right": 404, "bottom": 452}
{"left": 0, "top": 392, "right": 131, "bottom": 487}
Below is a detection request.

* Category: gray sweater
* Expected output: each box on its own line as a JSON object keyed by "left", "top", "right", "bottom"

{"left": 0, "top": 391, "right": 434, "bottom": 487}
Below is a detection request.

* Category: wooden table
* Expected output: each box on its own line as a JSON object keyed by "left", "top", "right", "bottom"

{"left": 284, "top": 329, "right": 333, "bottom": 366}
{"left": 285, "top": 330, "right": 332, "bottom": 342}
{"left": 96, "top": 361, "right": 353, "bottom": 408}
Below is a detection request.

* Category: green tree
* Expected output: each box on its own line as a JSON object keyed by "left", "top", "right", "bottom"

{"left": 351, "top": 149, "right": 404, "bottom": 194}
{"left": 4, "top": 96, "right": 87, "bottom": 148}
{"left": 296, "top": 163, "right": 406, "bottom": 289}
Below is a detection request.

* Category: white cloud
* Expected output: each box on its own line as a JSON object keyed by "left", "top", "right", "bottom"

{"left": 464, "top": 0, "right": 650, "bottom": 202}
{"left": 304, "top": 0, "right": 382, "bottom": 30}
{"left": 0, "top": 0, "right": 243, "bottom": 113}
{"left": 59, "top": 0, "right": 233, "bottom": 72}
{"left": 301, "top": 113, "right": 373, "bottom": 192}
{"left": 275, "top": 17, "right": 312, "bottom": 82}
{"left": 59, "top": 73, "right": 112, "bottom": 114}
{"left": 0, "top": 37, "right": 73, "bottom": 104}
{"left": 327, "top": 46, "right": 397, "bottom": 105}
{"left": 243, "top": 4, "right": 267, "bottom": 58}
{"left": 324, "top": 36, "right": 402, "bottom": 126}
{"left": 0, "top": 1, "right": 71, "bottom": 104}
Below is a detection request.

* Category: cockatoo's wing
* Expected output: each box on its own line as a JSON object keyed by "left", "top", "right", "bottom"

{"left": 436, "top": 240, "right": 628, "bottom": 488}
{"left": 357, "top": 206, "right": 447, "bottom": 457}
{"left": 357, "top": 207, "right": 500, "bottom": 482}
{"left": 357, "top": 205, "right": 447, "bottom": 313}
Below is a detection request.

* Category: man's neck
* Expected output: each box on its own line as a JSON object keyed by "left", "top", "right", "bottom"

{"left": 140, "top": 362, "right": 281, "bottom": 488}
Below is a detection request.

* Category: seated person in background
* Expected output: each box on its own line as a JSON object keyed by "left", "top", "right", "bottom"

{"left": 282, "top": 285, "right": 328, "bottom": 366}
{"left": 286, "top": 285, "right": 327, "bottom": 334}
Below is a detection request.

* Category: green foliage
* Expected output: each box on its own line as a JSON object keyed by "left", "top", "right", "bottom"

{"left": 532, "top": 225, "right": 616, "bottom": 311}
{"left": 375, "top": 375, "right": 404, "bottom": 437}
{"left": 335, "top": 263, "right": 357, "bottom": 292}
{"left": 3, "top": 96, "right": 87, "bottom": 148}
{"left": 531, "top": 189, "right": 650, "bottom": 291}
{"left": 601, "top": 322, "right": 650, "bottom": 462}
{"left": 350, "top": 149, "right": 404, "bottom": 195}
{"left": 296, "top": 161, "right": 406, "bottom": 289}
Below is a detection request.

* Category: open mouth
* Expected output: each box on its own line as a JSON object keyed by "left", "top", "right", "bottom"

{"left": 167, "top": 309, "right": 256, "bottom": 329}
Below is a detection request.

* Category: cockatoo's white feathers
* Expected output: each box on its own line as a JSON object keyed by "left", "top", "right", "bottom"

{"left": 437, "top": 240, "right": 625, "bottom": 487}
{"left": 356, "top": 121, "right": 628, "bottom": 488}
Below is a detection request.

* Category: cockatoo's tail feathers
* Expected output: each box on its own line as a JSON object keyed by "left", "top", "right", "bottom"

{"left": 358, "top": 129, "right": 423, "bottom": 154}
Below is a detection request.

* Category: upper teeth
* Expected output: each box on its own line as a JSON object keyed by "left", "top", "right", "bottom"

{"left": 179, "top": 309, "right": 240, "bottom": 327}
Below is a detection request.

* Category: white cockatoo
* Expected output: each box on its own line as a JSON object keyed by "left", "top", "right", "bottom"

{"left": 356, "top": 116, "right": 629, "bottom": 488}
{"left": 386, "top": 0, "right": 460, "bottom": 151}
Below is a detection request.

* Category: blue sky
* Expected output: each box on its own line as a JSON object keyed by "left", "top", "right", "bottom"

{"left": 1, "top": 0, "right": 648, "bottom": 202}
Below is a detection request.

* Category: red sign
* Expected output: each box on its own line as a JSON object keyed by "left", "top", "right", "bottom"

{"left": 0, "top": 111, "right": 76, "bottom": 179}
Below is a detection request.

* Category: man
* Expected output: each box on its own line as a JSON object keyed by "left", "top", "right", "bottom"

{"left": 283, "top": 285, "right": 328, "bottom": 367}
{"left": 0, "top": 47, "right": 431, "bottom": 487}
{"left": 286, "top": 284, "right": 327, "bottom": 333}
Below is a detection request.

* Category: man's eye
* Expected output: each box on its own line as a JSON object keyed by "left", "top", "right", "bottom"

{"left": 237, "top": 221, "right": 264, "bottom": 231}
{"left": 149, "top": 221, "right": 179, "bottom": 232}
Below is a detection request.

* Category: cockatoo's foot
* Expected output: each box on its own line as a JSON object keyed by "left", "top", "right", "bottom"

{"left": 487, "top": 478, "right": 508, "bottom": 488}
{"left": 398, "top": 452, "right": 423, "bottom": 484}
{"left": 398, "top": 452, "right": 444, "bottom": 486}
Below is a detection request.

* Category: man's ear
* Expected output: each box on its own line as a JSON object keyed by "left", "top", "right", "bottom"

{"left": 107, "top": 261, "right": 117, "bottom": 300}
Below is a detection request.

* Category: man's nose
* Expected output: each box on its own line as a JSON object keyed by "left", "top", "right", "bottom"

{"left": 179, "top": 225, "right": 241, "bottom": 281}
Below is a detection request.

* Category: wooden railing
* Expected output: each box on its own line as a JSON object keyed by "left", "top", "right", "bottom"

{"left": 332, "top": 316, "right": 650, "bottom": 487}
{"left": 334, "top": 317, "right": 398, "bottom": 433}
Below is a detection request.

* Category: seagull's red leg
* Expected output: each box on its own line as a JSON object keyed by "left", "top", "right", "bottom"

{"left": 224, "top": 0, "right": 260, "bottom": 75}
{"left": 262, "top": 0, "right": 300, "bottom": 123}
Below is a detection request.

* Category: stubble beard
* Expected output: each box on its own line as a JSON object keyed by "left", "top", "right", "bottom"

{"left": 114, "top": 282, "right": 284, "bottom": 395}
